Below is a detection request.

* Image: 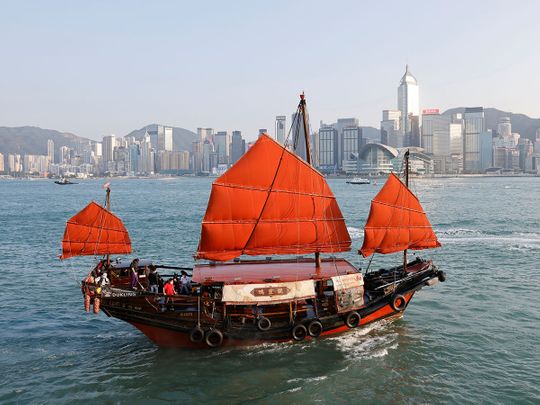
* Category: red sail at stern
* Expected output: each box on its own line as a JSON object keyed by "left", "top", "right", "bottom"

{"left": 360, "top": 173, "right": 440, "bottom": 257}
{"left": 61, "top": 201, "right": 132, "bottom": 259}
{"left": 196, "top": 134, "right": 351, "bottom": 261}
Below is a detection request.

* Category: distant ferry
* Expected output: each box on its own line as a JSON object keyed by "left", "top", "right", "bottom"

{"left": 346, "top": 177, "right": 370, "bottom": 185}
{"left": 54, "top": 178, "right": 77, "bottom": 185}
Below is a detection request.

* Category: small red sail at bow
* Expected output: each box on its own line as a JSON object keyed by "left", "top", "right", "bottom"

{"left": 196, "top": 134, "right": 351, "bottom": 261}
{"left": 60, "top": 201, "right": 132, "bottom": 259}
{"left": 360, "top": 173, "right": 441, "bottom": 257}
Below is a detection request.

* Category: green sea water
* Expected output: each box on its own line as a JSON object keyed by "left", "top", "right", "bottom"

{"left": 0, "top": 177, "right": 538, "bottom": 404}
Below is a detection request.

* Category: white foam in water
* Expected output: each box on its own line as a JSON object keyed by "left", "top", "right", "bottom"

{"left": 437, "top": 228, "right": 540, "bottom": 250}
{"left": 347, "top": 227, "right": 363, "bottom": 240}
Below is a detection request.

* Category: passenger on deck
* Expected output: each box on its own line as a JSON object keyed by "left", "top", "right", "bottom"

{"left": 95, "top": 271, "right": 110, "bottom": 287}
{"left": 163, "top": 279, "right": 176, "bottom": 296}
{"left": 130, "top": 268, "right": 139, "bottom": 290}
{"left": 180, "top": 270, "right": 191, "bottom": 295}
{"left": 148, "top": 265, "right": 159, "bottom": 294}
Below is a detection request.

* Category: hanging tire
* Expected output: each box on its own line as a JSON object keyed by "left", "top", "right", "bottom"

{"left": 307, "top": 320, "right": 323, "bottom": 337}
{"left": 345, "top": 311, "right": 361, "bottom": 328}
{"left": 292, "top": 324, "right": 307, "bottom": 341}
{"left": 438, "top": 271, "right": 446, "bottom": 282}
{"left": 189, "top": 326, "right": 204, "bottom": 343}
{"left": 391, "top": 294, "right": 407, "bottom": 312}
{"left": 205, "top": 329, "right": 224, "bottom": 348}
{"left": 257, "top": 316, "right": 272, "bottom": 331}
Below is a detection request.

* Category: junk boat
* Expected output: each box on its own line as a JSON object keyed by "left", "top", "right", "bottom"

{"left": 346, "top": 177, "right": 370, "bottom": 185}
{"left": 60, "top": 94, "right": 445, "bottom": 348}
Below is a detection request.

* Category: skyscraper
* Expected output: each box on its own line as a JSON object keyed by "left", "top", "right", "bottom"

{"left": 102, "top": 135, "right": 116, "bottom": 163}
{"left": 197, "top": 128, "right": 213, "bottom": 142}
{"left": 318, "top": 126, "right": 339, "bottom": 172}
{"left": 47, "top": 139, "right": 54, "bottom": 165}
{"left": 275, "top": 116, "right": 286, "bottom": 144}
{"left": 231, "top": 130, "right": 245, "bottom": 164}
{"left": 463, "top": 107, "right": 485, "bottom": 173}
{"left": 397, "top": 65, "right": 420, "bottom": 144}
{"left": 158, "top": 126, "right": 173, "bottom": 151}
{"left": 258, "top": 129, "right": 268, "bottom": 137}
{"left": 214, "top": 131, "right": 230, "bottom": 164}
{"left": 380, "top": 110, "right": 401, "bottom": 147}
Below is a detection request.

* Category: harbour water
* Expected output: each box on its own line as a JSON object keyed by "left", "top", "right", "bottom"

{"left": 0, "top": 177, "right": 539, "bottom": 404}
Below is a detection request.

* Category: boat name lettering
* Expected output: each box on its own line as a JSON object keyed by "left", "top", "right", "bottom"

{"left": 250, "top": 287, "right": 291, "bottom": 297}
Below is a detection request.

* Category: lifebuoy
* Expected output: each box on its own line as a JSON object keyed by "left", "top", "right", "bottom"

{"left": 307, "top": 320, "right": 323, "bottom": 337}
{"left": 345, "top": 311, "right": 361, "bottom": 328}
{"left": 205, "top": 329, "right": 224, "bottom": 348}
{"left": 391, "top": 294, "right": 407, "bottom": 312}
{"left": 257, "top": 316, "right": 272, "bottom": 331}
{"left": 84, "top": 293, "right": 91, "bottom": 312}
{"left": 292, "top": 324, "right": 307, "bottom": 341}
{"left": 93, "top": 297, "right": 101, "bottom": 314}
{"left": 189, "top": 326, "right": 204, "bottom": 343}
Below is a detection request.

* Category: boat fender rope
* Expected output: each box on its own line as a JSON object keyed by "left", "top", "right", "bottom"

{"left": 189, "top": 326, "right": 205, "bottom": 344}
{"left": 93, "top": 297, "right": 101, "bottom": 314}
{"left": 205, "top": 329, "right": 224, "bottom": 348}
{"left": 307, "top": 320, "right": 323, "bottom": 337}
{"left": 257, "top": 316, "right": 272, "bottom": 331}
{"left": 345, "top": 311, "right": 361, "bottom": 328}
{"left": 292, "top": 324, "right": 307, "bottom": 341}
{"left": 391, "top": 294, "right": 407, "bottom": 312}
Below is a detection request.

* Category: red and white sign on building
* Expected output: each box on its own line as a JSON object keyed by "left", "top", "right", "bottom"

{"left": 422, "top": 108, "right": 440, "bottom": 115}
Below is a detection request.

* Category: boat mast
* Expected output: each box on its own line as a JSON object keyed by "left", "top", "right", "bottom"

{"left": 298, "top": 93, "right": 321, "bottom": 268}
{"left": 403, "top": 149, "right": 409, "bottom": 272}
{"left": 105, "top": 185, "right": 111, "bottom": 266}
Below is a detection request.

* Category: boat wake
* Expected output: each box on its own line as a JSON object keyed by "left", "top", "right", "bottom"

{"left": 347, "top": 227, "right": 363, "bottom": 240}
{"left": 437, "top": 228, "right": 540, "bottom": 251}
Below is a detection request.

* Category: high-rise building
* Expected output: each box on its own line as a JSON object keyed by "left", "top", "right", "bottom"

{"left": 318, "top": 126, "right": 339, "bottom": 173}
{"left": 342, "top": 126, "right": 362, "bottom": 170}
{"left": 397, "top": 65, "right": 420, "bottom": 140}
{"left": 480, "top": 130, "right": 493, "bottom": 171}
{"left": 291, "top": 112, "right": 308, "bottom": 161}
{"left": 380, "top": 110, "right": 401, "bottom": 147}
{"left": 258, "top": 129, "right": 268, "bottom": 137}
{"left": 0, "top": 153, "right": 4, "bottom": 172}
{"left": 231, "top": 131, "right": 245, "bottom": 164}
{"left": 102, "top": 135, "right": 116, "bottom": 163}
{"left": 463, "top": 107, "right": 485, "bottom": 173}
{"left": 158, "top": 126, "right": 173, "bottom": 151}
{"left": 214, "top": 131, "right": 230, "bottom": 164}
{"left": 8, "top": 154, "right": 22, "bottom": 173}
{"left": 139, "top": 134, "right": 155, "bottom": 174}
{"left": 497, "top": 117, "right": 512, "bottom": 137}
{"left": 202, "top": 139, "right": 214, "bottom": 173}
{"left": 421, "top": 110, "right": 451, "bottom": 156}
{"left": 275, "top": 116, "right": 286, "bottom": 144}
{"left": 191, "top": 140, "right": 203, "bottom": 173}
{"left": 47, "top": 139, "right": 55, "bottom": 165}
{"left": 197, "top": 128, "right": 213, "bottom": 142}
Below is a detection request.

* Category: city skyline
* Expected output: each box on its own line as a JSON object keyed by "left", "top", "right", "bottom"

{"left": 2, "top": 1, "right": 540, "bottom": 141}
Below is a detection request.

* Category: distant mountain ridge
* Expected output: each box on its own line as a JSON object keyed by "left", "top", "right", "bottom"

{"left": 125, "top": 124, "right": 197, "bottom": 151}
{"left": 443, "top": 107, "right": 540, "bottom": 140}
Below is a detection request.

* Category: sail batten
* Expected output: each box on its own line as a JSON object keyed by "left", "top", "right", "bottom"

{"left": 360, "top": 173, "right": 440, "bottom": 257}
{"left": 60, "top": 201, "right": 132, "bottom": 260}
{"left": 196, "top": 134, "right": 351, "bottom": 262}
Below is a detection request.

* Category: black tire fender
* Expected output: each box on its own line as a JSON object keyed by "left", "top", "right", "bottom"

{"left": 257, "top": 316, "right": 272, "bottom": 331}
{"left": 307, "top": 320, "right": 323, "bottom": 337}
{"left": 189, "top": 326, "right": 204, "bottom": 343}
{"left": 438, "top": 271, "right": 446, "bottom": 282}
{"left": 345, "top": 311, "right": 361, "bottom": 328}
{"left": 292, "top": 324, "right": 307, "bottom": 341}
{"left": 205, "top": 329, "right": 224, "bottom": 348}
{"left": 391, "top": 294, "right": 407, "bottom": 312}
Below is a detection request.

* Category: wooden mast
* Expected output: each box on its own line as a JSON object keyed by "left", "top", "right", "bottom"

{"left": 298, "top": 93, "right": 321, "bottom": 268}
{"left": 105, "top": 185, "right": 111, "bottom": 266}
{"left": 403, "top": 150, "right": 410, "bottom": 272}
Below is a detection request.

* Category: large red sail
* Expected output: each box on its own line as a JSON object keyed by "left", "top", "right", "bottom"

{"left": 196, "top": 134, "right": 351, "bottom": 261}
{"left": 360, "top": 173, "right": 440, "bottom": 257}
{"left": 61, "top": 201, "right": 132, "bottom": 259}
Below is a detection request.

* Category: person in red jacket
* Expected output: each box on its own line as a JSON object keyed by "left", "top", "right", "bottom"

{"left": 163, "top": 279, "right": 176, "bottom": 296}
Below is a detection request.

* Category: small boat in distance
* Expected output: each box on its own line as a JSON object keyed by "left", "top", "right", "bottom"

{"left": 346, "top": 177, "right": 370, "bottom": 184}
{"left": 54, "top": 177, "right": 77, "bottom": 185}
{"left": 60, "top": 94, "right": 445, "bottom": 349}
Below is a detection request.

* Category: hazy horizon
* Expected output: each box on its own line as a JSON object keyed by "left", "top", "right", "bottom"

{"left": 2, "top": 1, "right": 539, "bottom": 141}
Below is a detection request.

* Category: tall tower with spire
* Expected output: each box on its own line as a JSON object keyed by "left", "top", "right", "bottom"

{"left": 397, "top": 65, "right": 420, "bottom": 146}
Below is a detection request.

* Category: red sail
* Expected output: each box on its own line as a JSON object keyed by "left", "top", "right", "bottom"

{"left": 196, "top": 134, "right": 351, "bottom": 261}
{"left": 61, "top": 201, "right": 132, "bottom": 259}
{"left": 360, "top": 173, "right": 441, "bottom": 257}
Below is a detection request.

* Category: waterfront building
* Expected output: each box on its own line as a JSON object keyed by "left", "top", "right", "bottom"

{"left": 202, "top": 139, "right": 214, "bottom": 173}
{"left": 291, "top": 112, "right": 308, "bottom": 161}
{"left": 397, "top": 65, "right": 420, "bottom": 142}
{"left": 102, "top": 135, "right": 116, "bottom": 164}
{"left": 518, "top": 138, "right": 535, "bottom": 172}
{"left": 479, "top": 130, "right": 493, "bottom": 171}
{"left": 406, "top": 115, "right": 421, "bottom": 147}
{"left": 380, "top": 110, "right": 401, "bottom": 147}
{"left": 342, "top": 126, "right": 362, "bottom": 172}
{"left": 358, "top": 143, "right": 398, "bottom": 175}
{"left": 214, "top": 131, "right": 230, "bottom": 164}
{"left": 0, "top": 153, "right": 4, "bottom": 172}
{"left": 317, "top": 126, "right": 339, "bottom": 173}
{"left": 258, "top": 129, "right": 268, "bottom": 137}
{"left": 139, "top": 135, "right": 155, "bottom": 174}
{"left": 47, "top": 139, "right": 55, "bottom": 165}
{"left": 8, "top": 154, "right": 23, "bottom": 173}
{"left": 231, "top": 130, "right": 245, "bottom": 164}
{"left": 463, "top": 107, "right": 485, "bottom": 173}
{"left": 128, "top": 144, "right": 140, "bottom": 174}
{"left": 191, "top": 140, "right": 203, "bottom": 174}
{"left": 275, "top": 116, "right": 286, "bottom": 144}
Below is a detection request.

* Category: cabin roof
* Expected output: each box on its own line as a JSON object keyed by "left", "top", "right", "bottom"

{"left": 192, "top": 258, "right": 358, "bottom": 285}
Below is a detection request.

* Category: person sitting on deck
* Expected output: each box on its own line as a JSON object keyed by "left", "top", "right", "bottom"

{"left": 180, "top": 270, "right": 191, "bottom": 295}
{"left": 147, "top": 265, "right": 159, "bottom": 294}
{"left": 163, "top": 278, "right": 176, "bottom": 296}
